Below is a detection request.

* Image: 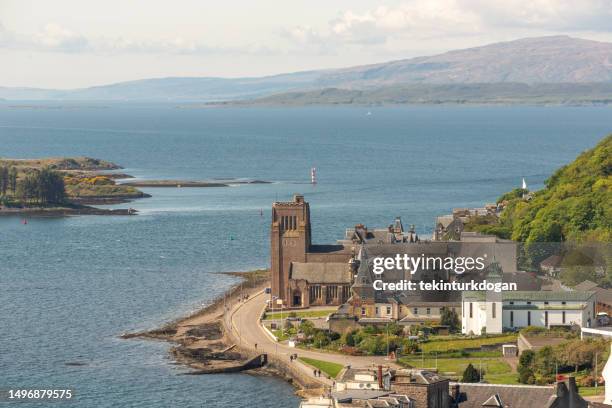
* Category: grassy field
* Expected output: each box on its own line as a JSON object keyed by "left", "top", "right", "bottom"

{"left": 399, "top": 354, "right": 516, "bottom": 384}
{"left": 65, "top": 183, "right": 143, "bottom": 197}
{"left": 298, "top": 357, "right": 344, "bottom": 379}
{"left": 264, "top": 309, "right": 335, "bottom": 320}
{"left": 421, "top": 334, "right": 518, "bottom": 353}
{"left": 578, "top": 386, "right": 605, "bottom": 396}
{"left": 271, "top": 329, "right": 295, "bottom": 341}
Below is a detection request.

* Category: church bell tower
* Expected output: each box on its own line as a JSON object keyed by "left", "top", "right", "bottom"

{"left": 270, "top": 194, "right": 311, "bottom": 304}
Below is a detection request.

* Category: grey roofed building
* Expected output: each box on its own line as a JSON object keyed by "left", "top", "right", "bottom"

{"left": 290, "top": 262, "right": 352, "bottom": 284}
{"left": 394, "top": 369, "right": 447, "bottom": 385}
{"left": 450, "top": 378, "right": 590, "bottom": 408}
{"left": 575, "top": 280, "right": 599, "bottom": 292}
{"left": 395, "top": 288, "right": 461, "bottom": 305}
{"left": 330, "top": 391, "right": 414, "bottom": 407}
{"left": 502, "top": 271, "right": 541, "bottom": 291}
{"left": 573, "top": 280, "right": 612, "bottom": 316}
{"left": 462, "top": 290, "right": 596, "bottom": 302}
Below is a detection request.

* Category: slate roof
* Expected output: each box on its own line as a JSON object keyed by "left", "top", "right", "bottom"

{"left": 290, "top": 262, "right": 352, "bottom": 283}
{"left": 541, "top": 255, "right": 563, "bottom": 268}
{"left": 592, "top": 287, "right": 612, "bottom": 305}
{"left": 573, "top": 281, "right": 612, "bottom": 306}
{"left": 451, "top": 383, "right": 557, "bottom": 408}
{"left": 396, "top": 289, "right": 461, "bottom": 305}
{"left": 393, "top": 369, "right": 448, "bottom": 385}
{"left": 437, "top": 215, "right": 455, "bottom": 228}
{"left": 463, "top": 290, "right": 596, "bottom": 302}
{"left": 451, "top": 379, "right": 589, "bottom": 408}
{"left": 575, "top": 280, "right": 599, "bottom": 291}
{"left": 503, "top": 271, "right": 541, "bottom": 291}
{"left": 503, "top": 290, "right": 595, "bottom": 302}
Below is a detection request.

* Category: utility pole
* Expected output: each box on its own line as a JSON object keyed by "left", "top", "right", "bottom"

{"left": 386, "top": 323, "right": 389, "bottom": 358}
{"left": 281, "top": 302, "right": 284, "bottom": 338}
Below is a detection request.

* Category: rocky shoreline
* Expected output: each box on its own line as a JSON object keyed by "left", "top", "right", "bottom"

{"left": 121, "top": 270, "right": 274, "bottom": 375}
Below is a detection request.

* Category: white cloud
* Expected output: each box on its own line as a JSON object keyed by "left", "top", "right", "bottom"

{"left": 0, "top": 21, "right": 275, "bottom": 56}
{"left": 2, "top": 1, "right": 612, "bottom": 57}
{"left": 330, "top": 1, "right": 482, "bottom": 44}
{"left": 284, "top": 0, "right": 612, "bottom": 49}
{"left": 36, "top": 23, "right": 89, "bottom": 52}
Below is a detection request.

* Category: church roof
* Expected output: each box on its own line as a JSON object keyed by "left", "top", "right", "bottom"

{"left": 290, "top": 262, "right": 352, "bottom": 284}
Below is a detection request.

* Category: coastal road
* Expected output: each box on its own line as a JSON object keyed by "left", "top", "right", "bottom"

{"left": 228, "top": 291, "right": 399, "bottom": 385}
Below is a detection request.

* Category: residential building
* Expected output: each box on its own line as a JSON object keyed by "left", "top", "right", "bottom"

{"left": 462, "top": 290, "right": 597, "bottom": 335}
{"left": 449, "top": 378, "right": 592, "bottom": 408}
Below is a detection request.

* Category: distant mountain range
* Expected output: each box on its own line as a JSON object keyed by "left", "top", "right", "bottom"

{"left": 2, "top": 36, "right": 612, "bottom": 105}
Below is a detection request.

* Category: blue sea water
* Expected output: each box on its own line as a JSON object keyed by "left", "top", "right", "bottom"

{"left": 0, "top": 104, "right": 610, "bottom": 407}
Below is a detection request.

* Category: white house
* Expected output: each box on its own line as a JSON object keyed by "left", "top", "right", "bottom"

{"left": 462, "top": 290, "right": 596, "bottom": 335}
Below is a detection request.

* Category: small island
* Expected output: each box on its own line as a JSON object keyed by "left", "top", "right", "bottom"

{"left": 0, "top": 157, "right": 149, "bottom": 216}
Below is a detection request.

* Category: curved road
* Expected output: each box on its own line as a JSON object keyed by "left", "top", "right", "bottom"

{"left": 228, "top": 290, "right": 399, "bottom": 385}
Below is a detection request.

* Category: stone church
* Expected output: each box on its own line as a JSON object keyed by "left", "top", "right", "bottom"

{"left": 270, "top": 194, "right": 353, "bottom": 307}
{"left": 270, "top": 194, "right": 519, "bottom": 313}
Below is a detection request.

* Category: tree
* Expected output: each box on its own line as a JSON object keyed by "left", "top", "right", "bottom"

{"left": 518, "top": 366, "right": 535, "bottom": 384}
{"left": 440, "top": 307, "right": 460, "bottom": 333}
{"left": 519, "top": 350, "right": 535, "bottom": 368}
{"left": 342, "top": 330, "right": 356, "bottom": 347}
{"left": 313, "top": 331, "right": 330, "bottom": 348}
{"left": 299, "top": 320, "right": 316, "bottom": 337}
{"left": 359, "top": 335, "right": 384, "bottom": 355}
{"left": 36, "top": 167, "right": 66, "bottom": 204}
{"left": 518, "top": 350, "right": 536, "bottom": 384}
{"left": 18, "top": 173, "right": 38, "bottom": 204}
{"left": 556, "top": 339, "right": 605, "bottom": 373}
{"left": 15, "top": 168, "right": 66, "bottom": 205}
{"left": 462, "top": 363, "right": 480, "bottom": 383}
{"left": 0, "top": 166, "right": 8, "bottom": 196}
{"left": 9, "top": 167, "right": 17, "bottom": 194}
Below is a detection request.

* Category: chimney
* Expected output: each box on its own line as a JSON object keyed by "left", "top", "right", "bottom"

{"left": 378, "top": 365, "right": 384, "bottom": 389}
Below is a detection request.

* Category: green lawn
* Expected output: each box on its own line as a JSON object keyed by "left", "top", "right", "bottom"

{"left": 264, "top": 309, "right": 335, "bottom": 320}
{"left": 420, "top": 334, "right": 518, "bottom": 353}
{"left": 298, "top": 357, "right": 344, "bottom": 379}
{"left": 399, "top": 355, "right": 516, "bottom": 384}
{"left": 578, "top": 386, "right": 605, "bottom": 397}
{"left": 271, "top": 329, "right": 296, "bottom": 341}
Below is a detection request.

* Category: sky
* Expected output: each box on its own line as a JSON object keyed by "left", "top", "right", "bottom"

{"left": 1, "top": 0, "right": 612, "bottom": 89}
